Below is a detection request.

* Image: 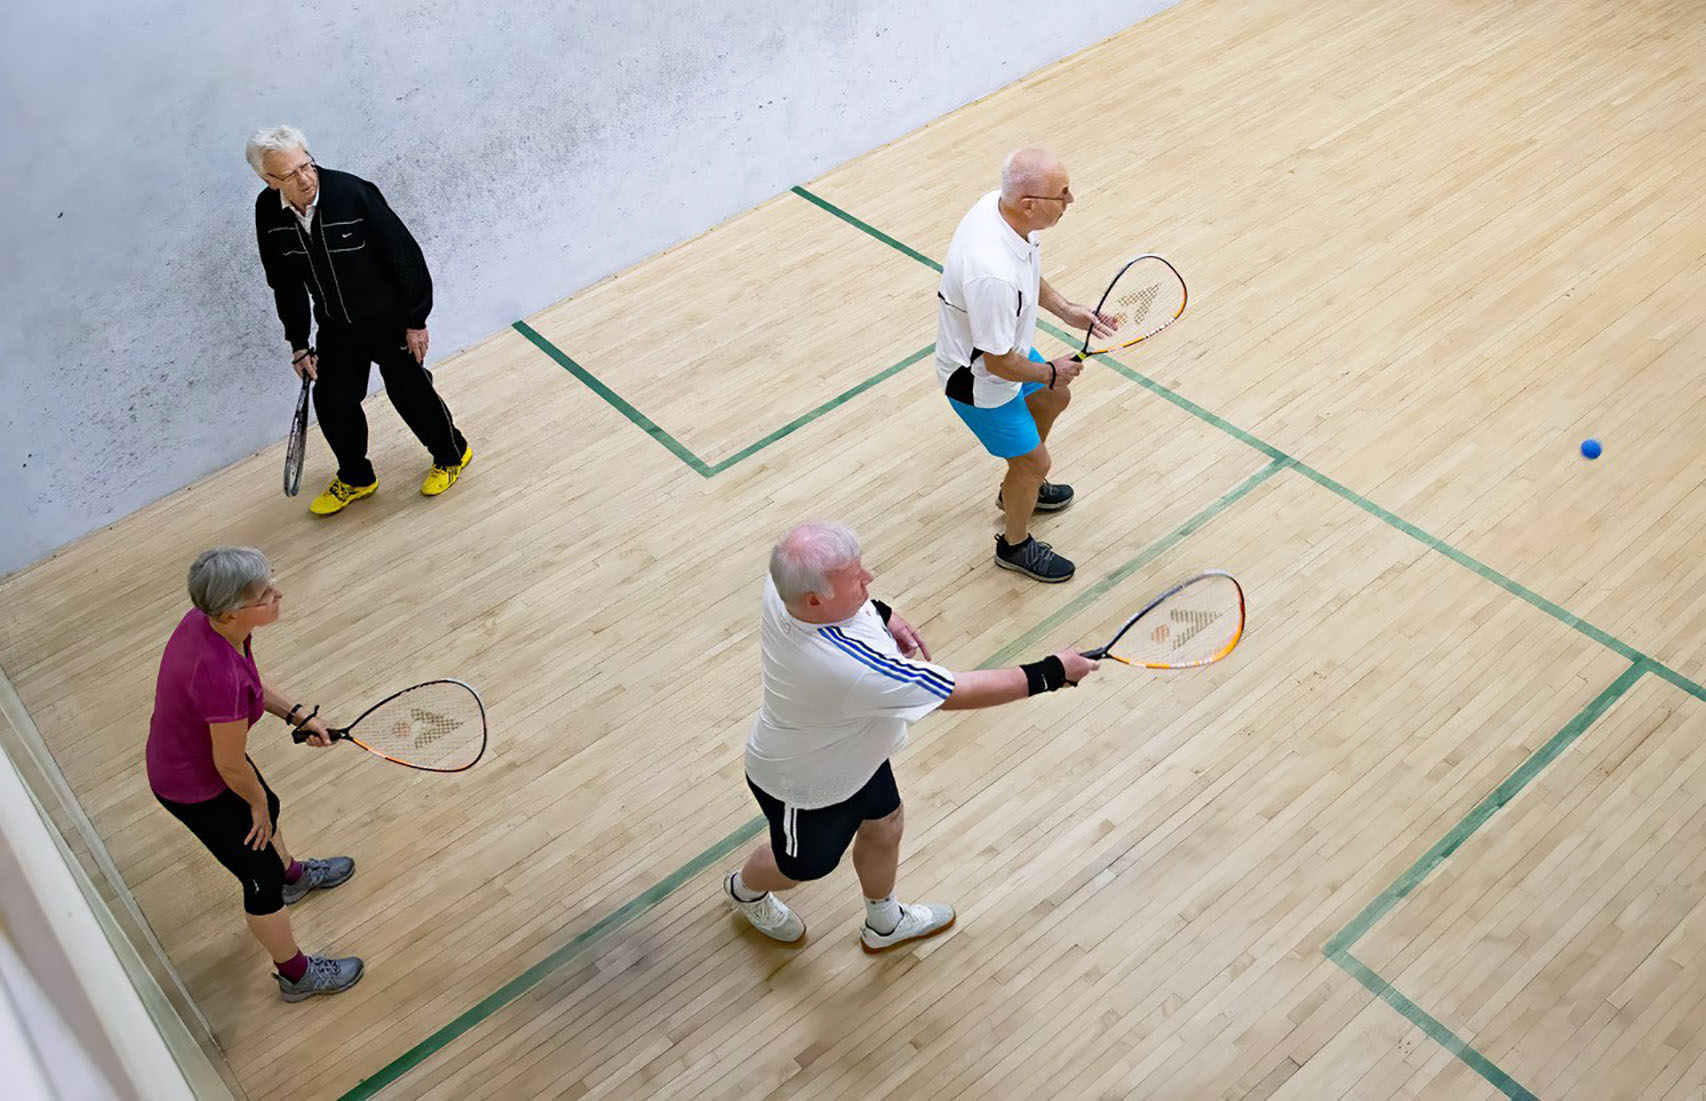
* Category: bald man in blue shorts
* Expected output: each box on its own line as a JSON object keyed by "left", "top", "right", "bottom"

{"left": 935, "top": 147, "right": 1114, "bottom": 583}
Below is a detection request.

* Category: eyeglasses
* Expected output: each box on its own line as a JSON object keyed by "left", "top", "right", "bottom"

{"left": 266, "top": 159, "right": 317, "bottom": 186}
{"left": 1021, "top": 190, "right": 1073, "bottom": 204}
{"left": 242, "top": 579, "right": 284, "bottom": 609}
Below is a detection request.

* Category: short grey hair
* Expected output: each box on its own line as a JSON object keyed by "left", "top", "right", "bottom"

{"left": 245, "top": 125, "right": 310, "bottom": 176}
{"left": 187, "top": 547, "right": 273, "bottom": 617}
{"left": 1000, "top": 146, "right": 1059, "bottom": 203}
{"left": 769, "top": 522, "right": 862, "bottom": 604}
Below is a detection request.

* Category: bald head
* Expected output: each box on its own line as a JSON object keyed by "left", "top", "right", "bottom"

{"left": 1000, "top": 147, "right": 1064, "bottom": 202}
{"left": 998, "top": 147, "right": 1074, "bottom": 232}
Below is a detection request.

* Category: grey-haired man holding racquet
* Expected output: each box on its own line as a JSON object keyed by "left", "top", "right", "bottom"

{"left": 936, "top": 147, "right": 1116, "bottom": 583}
{"left": 723, "top": 521, "right": 1098, "bottom": 952}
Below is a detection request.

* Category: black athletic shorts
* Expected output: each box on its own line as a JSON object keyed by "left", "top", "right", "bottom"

{"left": 155, "top": 758, "right": 286, "bottom": 915}
{"left": 747, "top": 761, "right": 902, "bottom": 882}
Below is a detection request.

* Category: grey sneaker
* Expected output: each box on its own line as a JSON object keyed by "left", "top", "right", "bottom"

{"left": 275, "top": 954, "right": 364, "bottom": 1002}
{"left": 282, "top": 856, "right": 355, "bottom": 906}
{"left": 861, "top": 901, "right": 956, "bottom": 954}
{"left": 724, "top": 872, "right": 807, "bottom": 944}
{"left": 994, "top": 535, "right": 1076, "bottom": 583}
{"left": 996, "top": 480, "right": 1076, "bottom": 513}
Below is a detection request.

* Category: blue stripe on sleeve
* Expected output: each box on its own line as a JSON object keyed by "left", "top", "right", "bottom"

{"left": 818, "top": 626, "right": 954, "bottom": 699}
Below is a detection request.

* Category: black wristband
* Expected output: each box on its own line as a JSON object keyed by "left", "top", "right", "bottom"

{"left": 285, "top": 703, "right": 302, "bottom": 722}
{"left": 871, "top": 599, "right": 893, "bottom": 625}
{"left": 1048, "top": 363, "right": 1057, "bottom": 389}
{"left": 1019, "top": 655, "right": 1067, "bottom": 696}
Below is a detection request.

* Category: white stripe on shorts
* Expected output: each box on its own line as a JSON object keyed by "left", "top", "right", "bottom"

{"left": 783, "top": 805, "right": 799, "bottom": 858}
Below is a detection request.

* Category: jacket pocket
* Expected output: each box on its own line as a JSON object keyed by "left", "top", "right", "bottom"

{"left": 323, "top": 217, "right": 367, "bottom": 253}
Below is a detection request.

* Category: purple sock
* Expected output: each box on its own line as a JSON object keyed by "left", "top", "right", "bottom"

{"left": 276, "top": 952, "right": 308, "bottom": 983}
{"left": 283, "top": 860, "right": 304, "bottom": 885}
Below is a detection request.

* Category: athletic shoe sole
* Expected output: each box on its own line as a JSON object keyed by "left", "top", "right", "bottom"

{"left": 993, "top": 554, "right": 1075, "bottom": 583}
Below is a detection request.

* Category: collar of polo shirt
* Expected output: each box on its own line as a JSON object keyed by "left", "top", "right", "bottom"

{"left": 993, "top": 197, "right": 1040, "bottom": 258}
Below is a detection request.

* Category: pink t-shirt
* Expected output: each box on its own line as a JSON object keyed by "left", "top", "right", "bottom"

{"left": 146, "top": 610, "right": 266, "bottom": 802}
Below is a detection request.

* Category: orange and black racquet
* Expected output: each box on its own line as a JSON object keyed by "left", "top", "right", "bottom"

{"left": 292, "top": 679, "right": 486, "bottom": 772}
{"left": 1075, "top": 254, "right": 1187, "bottom": 360}
{"left": 1082, "top": 570, "right": 1244, "bottom": 669}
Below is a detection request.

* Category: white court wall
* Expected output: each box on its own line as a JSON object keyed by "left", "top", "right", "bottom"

{"left": 0, "top": 0, "right": 1175, "bottom": 574}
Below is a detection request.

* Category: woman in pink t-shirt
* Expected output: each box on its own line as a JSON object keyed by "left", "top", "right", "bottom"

{"left": 148, "top": 546, "right": 363, "bottom": 1002}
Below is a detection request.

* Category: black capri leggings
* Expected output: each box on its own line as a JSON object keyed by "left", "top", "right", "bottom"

{"left": 156, "top": 759, "right": 286, "bottom": 915}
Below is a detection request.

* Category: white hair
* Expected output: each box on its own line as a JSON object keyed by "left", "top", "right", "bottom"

{"left": 1000, "top": 146, "right": 1059, "bottom": 203}
{"left": 245, "top": 124, "right": 310, "bottom": 176}
{"left": 187, "top": 546, "right": 273, "bottom": 617}
{"left": 769, "top": 522, "right": 862, "bottom": 604}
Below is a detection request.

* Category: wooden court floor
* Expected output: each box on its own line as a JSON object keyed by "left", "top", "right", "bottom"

{"left": 4, "top": 0, "right": 1706, "bottom": 1096}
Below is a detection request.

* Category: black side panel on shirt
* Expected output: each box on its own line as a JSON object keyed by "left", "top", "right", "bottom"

{"left": 945, "top": 360, "right": 983, "bottom": 405}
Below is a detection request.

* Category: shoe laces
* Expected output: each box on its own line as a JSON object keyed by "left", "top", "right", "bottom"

{"left": 306, "top": 956, "right": 342, "bottom": 983}
{"left": 328, "top": 480, "right": 358, "bottom": 502}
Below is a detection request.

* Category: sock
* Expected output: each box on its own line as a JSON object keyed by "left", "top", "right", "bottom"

{"left": 730, "top": 872, "right": 765, "bottom": 903}
{"left": 276, "top": 951, "right": 309, "bottom": 983}
{"left": 283, "top": 860, "right": 305, "bottom": 885}
{"left": 865, "top": 895, "right": 901, "bottom": 935}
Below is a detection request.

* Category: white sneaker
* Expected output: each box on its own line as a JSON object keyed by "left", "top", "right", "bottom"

{"left": 860, "top": 901, "right": 956, "bottom": 954}
{"left": 724, "top": 872, "right": 806, "bottom": 944}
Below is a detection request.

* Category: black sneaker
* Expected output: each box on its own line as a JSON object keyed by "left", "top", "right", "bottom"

{"left": 994, "top": 536, "right": 1076, "bottom": 582}
{"left": 996, "top": 481, "right": 1075, "bottom": 513}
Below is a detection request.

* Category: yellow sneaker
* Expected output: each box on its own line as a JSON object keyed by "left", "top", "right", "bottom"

{"left": 421, "top": 446, "right": 473, "bottom": 497}
{"left": 309, "top": 479, "right": 378, "bottom": 516}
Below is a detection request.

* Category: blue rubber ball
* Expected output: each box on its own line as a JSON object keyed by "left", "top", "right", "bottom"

{"left": 1581, "top": 438, "right": 1602, "bottom": 460}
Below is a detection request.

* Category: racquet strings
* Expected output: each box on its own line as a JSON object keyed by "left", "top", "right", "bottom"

{"left": 344, "top": 680, "right": 485, "bottom": 771}
{"left": 1103, "top": 571, "right": 1243, "bottom": 669}
{"left": 1083, "top": 256, "right": 1187, "bottom": 355}
{"left": 284, "top": 380, "right": 310, "bottom": 496}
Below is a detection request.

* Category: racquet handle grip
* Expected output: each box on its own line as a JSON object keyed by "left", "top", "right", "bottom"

{"left": 288, "top": 704, "right": 331, "bottom": 744}
{"left": 292, "top": 727, "right": 349, "bottom": 744}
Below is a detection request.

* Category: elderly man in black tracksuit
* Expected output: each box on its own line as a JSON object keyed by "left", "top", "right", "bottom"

{"left": 247, "top": 124, "right": 471, "bottom": 516}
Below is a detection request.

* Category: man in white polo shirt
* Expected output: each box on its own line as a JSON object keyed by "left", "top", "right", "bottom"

{"left": 724, "top": 521, "right": 1099, "bottom": 952}
{"left": 936, "top": 147, "right": 1115, "bottom": 583}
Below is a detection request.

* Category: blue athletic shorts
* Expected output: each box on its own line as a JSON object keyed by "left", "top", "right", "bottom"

{"left": 946, "top": 348, "right": 1049, "bottom": 459}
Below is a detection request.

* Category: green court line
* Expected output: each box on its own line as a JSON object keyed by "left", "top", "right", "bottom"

{"left": 790, "top": 186, "right": 943, "bottom": 272}
{"left": 1330, "top": 950, "right": 1538, "bottom": 1101}
{"left": 341, "top": 818, "right": 764, "bottom": 1099}
{"left": 513, "top": 320, "right": 710, "bottom": 475}
{"left": 705, "top": 345, "right": 934, "bottom": 474}
{"left": 1325, "top": 661, "right": 1646, "bottom": 957}
{"left": 512, "top": 320, "right": 933, "bottom": 478}
{"left": 1314, "top": 661, "right": 1645, "bottom": 1099}
{"left": 984, "top": 456, "right": 1291, "bottom": 668}
{"left": 790, "top": 185, "right": 1706, "bottom": 705}
{"left": 340, "top": 460, "right": 1283, "bottom": 1098}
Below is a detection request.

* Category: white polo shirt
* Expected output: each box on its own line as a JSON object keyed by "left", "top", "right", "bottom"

{"left": 935, "top": 190, "right": 1043, "bottom": 408}
{"left": 744, "top": 577, "right": 955, "bottom": 809}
